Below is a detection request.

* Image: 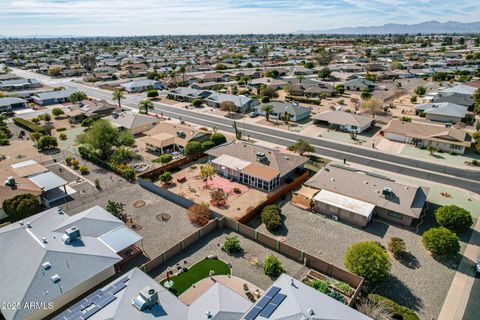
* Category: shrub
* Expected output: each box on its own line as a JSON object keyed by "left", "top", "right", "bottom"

{"left": 387, "top": 237, "right": 407, "bottom": 258}
{"left": 187, "top": 203, "right": 211, "bottom": 226}
{"left": 368, "top": 294, "right": 420, "bottom": 320}
{"left": 95, "top": 178, "right": 101, "bottom": 190}
{"left": 56, "top": 127, "right": 66, "bottom": 132}
{"left": 71, "top": 159, "right": 80, "bottom": 169}
{"left": 435, "top": 205, "right": 473, "bottom": 233}
{"left": 36, "top": 136, "right": 58, "bottom": 151}
{"left": 223, "top": 236, "right": 242, "bottom": 253}
{"left": 13, "top": 117, "right": 45, "bottom": 133}
{"left": 106, "top": 200, "right": 126, "bottom": 221}
{"left": 147, "top": 89, "right": 159, "bottom": 98}
{"left": 356, "top": 298, "right": 394, "bottom": 320}
{"left": 122, "top": 167, "right": 136, "bottom": 182}
{"left": 400, "top": 116, "right": 412, "bottom": 122}
{"left": 52, "top": 108, "right": 64, "bottom": 117}
{"left": 0, "top": 139, "right": 9, "bottom": 145}
{"left": 2, "top": 193, "right": 42, "bottom": 222}
{"left": 79, "top": 165, "right": 89, "bottom": 175}
{"left": 59, "top": 133, "right": 67, "bottom": 140}
{"left": 184, "top": 141, "right": 202, "bottom": 156}
{"left": 263, "top": 254, "right": 284, "bottom": 278}
{"left": 471, "top": 131, "right": 480, "bottom": 140}
{"left": 261, "top": 96, "right": 270, "bottom": 103}
{"left": 81, "top": 117, "right": 94, "bottom": 127}
{"left": 311, "top": 279, "right": 329, "bottom": 294}
{"left": 422, "top": 227, "right": 460, "bottom": 256}
{"left": 202, "top": 140, "right": 216, "bottom": 151}
{"left": 261, "top": 205, "right": 282, "bottom": 231}
{"left": 158, "top": 154, "right": 173, "bottom": 164}
{"left": 65, "top": 156, "right": 73, "bottom": 166}
{"left": 344, "top": 241, "right": 391, "bottom": 283}
{"left": 159, "top": 171, "right": 173, "bottom": 185}
{"left": 192, "top": 99, "right": 202, "bottom": 107}
{"left": 210, "top": 133, "right": 227, "bottom": 146}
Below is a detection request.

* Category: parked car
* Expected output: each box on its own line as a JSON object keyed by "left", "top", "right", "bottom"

{"left": 249, "top": 111, "right": 258, "bottom": 118}
{"left": 475, "top": 257, "right": 480, "bottom": 275}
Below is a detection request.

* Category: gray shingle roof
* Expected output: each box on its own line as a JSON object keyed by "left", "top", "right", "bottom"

{"left": 258, "top": 101, "right": 310, "bottom": 116}
{"left": 33, "top": 88, "right": 77, "bottom": 101}
{"left": 414, "top": 102, "right": 468, "bottom": 118}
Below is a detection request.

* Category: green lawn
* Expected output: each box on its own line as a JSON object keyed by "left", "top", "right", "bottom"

{"left": 160, "top": 258, "right": 231, "bottom": 296}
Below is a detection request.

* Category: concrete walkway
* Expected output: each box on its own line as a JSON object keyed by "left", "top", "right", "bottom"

{"left": 438, "top": 218, "right": 480, "bottom": 320}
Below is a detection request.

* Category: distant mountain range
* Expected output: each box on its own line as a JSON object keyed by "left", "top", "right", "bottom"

{"left": 297, "top": 21, "right": 480, "bottom": 35}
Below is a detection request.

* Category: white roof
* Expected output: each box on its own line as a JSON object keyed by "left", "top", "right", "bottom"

{"left": 211, "top": 154, "right": 251, "bottom": 170}
{"left": 28, "top": 171, "right": 68, "bottom": 191}
{"left": 98, "top": 225, "right": 143, "bottom": 253}
{"left": 11, "top": 159, "right": 37, "bottom": 168}
{"left": 313, "top": 189, "right": 375, "bottom": 218}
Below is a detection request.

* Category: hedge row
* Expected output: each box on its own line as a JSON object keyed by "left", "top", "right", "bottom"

{"left": 286, "top": 95, "right": 321, "bottom": 105}
{"left": 13, "top": 117, "right": 45, "bottom": 133}
{"left": 78, "top": 146, "right": 135, "bottom": 181}
{"left": 368, "top": 294, "right": 420, "bottom": 320}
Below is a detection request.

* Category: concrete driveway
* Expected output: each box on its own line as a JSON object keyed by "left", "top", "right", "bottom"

{"left": 375, "top": 138, "right": 405, "bottom": 154}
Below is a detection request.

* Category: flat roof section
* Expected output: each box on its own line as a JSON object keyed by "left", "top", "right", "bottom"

{"left": 313, "top": 189, "right": 375, "bottom": 218}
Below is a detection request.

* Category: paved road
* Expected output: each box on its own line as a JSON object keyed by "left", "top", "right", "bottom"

{"left": 11, "top": 68, "right": 480, "bottom": 194}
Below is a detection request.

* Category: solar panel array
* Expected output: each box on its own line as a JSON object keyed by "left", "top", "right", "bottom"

{"left": 244, "top": 286, "right": 286, "bottom": 320}
{"left": 58, "top": 276, "right": 130, "bottom": 320}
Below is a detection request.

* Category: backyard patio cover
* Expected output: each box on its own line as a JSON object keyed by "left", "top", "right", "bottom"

{"left": 98, "top": 225, "right": 143, "bottom": 253}
{"left": 313, "top": 189, "right": 375, "bottom": 218}
{"left": 212, "top": 154, "right": 251, "bottom": 171}
{"left": 28, "top": 171, "right": 68, "bottom": 191}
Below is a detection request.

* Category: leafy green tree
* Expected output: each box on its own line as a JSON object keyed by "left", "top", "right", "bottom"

{"left": 192, "top": 99, "right": 203, "bottom": 107}
{"left": 106, "top": 200, "right": 126, "bottom": 219}
{"left": 48, "top": 66, "right": 62, "bottom": 77}
{"left": 361, "top": 89, "right": 372, "bottom": 100}
{"left": 202, "top": 140, "right": 216, "bottom": 151}
{"left": 3, "top": 193, "right": 42, "bottom": 221}
{"left": 138, "top": 99, "right": 154, "bottom": 114}
{"left": 222, "top": 236, "right": 242, "bottom": 253}
{"left": 122, "top": 167, "right": 136, "bottom": 182}
{"left": 184, "top": 141, "right": 203, "bottom": 156}
{"left": 335, "top": 83, "right": 345, "bottom": 94}
{"left": 263, "top": 254, "right": 284, "bottom": 278}
{"left": 473, "top": 88, "right": 480, "bottom": 117}
{"left": 69, "top": 91, "right": 87, "bottom": 103}
{"left": 52, "top": 108, "right": 64, "bottom": 118}
{"left": 422, "top": 227, "right": 460, "bottom": 256}
{"left": 147, "top": 90, "right": 159, "bottom": 98}
{"left": 159, "top": 154, "right": 173, "bottom": 164}
{"left": 159, "top": 171, "right": 173, "bottom": 185}
{"left": 77, "top": 119, "right": 125, "bottom": 160}
{"left": 210, "top": 133, "right": 227, "bottom": 146}
{"left": 81, "top": 117, "right": 94, "bottom": 127}
{"left": 287, "top": 139, "right": 314, "bottom": 155}
{"left": 361, "top": 97, "right": 383, "bottom": 118}
{"left": 414, "top": 86, "right": 427, "bottom": 96}
{"left": 199, "top": 164, "right": 216, "bottom": 188}
{"left": 36, "top": 135, "right": 58, "bottom": 151}
{"left": 112, "top": 90, "right": 125, "bottom": 109}
{"left": 261, "top": 104, "right": 274, "bottom": 121}
{"left": 111, "top": 146, "right": 135, "bottom": 164}
{"left": 435, "top": 205, "right": 473, "bottom": 233}
{"left": 344, "top": 241, "right": 391, "bottom": 283}
{"left": 261, "top": 205, "right": 282, "bottom": 231}
{"left": 319, "top": 67, "right": 331, "bottom": 79}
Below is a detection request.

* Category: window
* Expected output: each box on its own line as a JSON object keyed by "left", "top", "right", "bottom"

{"left": 351, "top": 125, "right": 357, "bottom": 130}
{"left": 387, "top": 211, "right": 402, "bottom": 219}
{"left": 450, "top": 144, "right": 462, "bottom": 150}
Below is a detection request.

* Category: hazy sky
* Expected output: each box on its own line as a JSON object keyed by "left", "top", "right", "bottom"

{"left": 1, "top": 0, "right": 479, "bottom": 36}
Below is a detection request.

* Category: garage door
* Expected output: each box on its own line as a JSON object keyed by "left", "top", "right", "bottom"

{"left": 387, "top": 133, "right": 407, "bottom": 143}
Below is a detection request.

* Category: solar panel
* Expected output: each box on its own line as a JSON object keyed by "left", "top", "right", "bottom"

{"left": 270, "top": 293, "right": 286, "bottom": 306}
{"left": 244, "top": 306, "right": 262, "bottom": 320}
{"left": 255, "top": 296, "right": 271, "bottom": 309}
{"left": 259, "top": 303, "right": 277, "bottom": 318}
{"left": 264, "top": 286, "right": 281, "bottom": 298}
{"left": 96, "top": 294, "right": 116, "bottom": 308}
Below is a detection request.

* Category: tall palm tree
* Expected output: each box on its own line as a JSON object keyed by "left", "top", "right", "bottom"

{"left": 138, "top": 99, "right": 154, "bottom": 115}
{"left": 262, "top": 105, "right": 274, "bottom": 122}
{"left": 296, "top": 75, "right": 305, "bottom": 83}
{"left": 112, "top": 89, "right": 125, "bottom": 109}
{"left": 169, "top": 71, "right": 177, "bottom": 88}
{"left": 179, "top": 65, "right": 186, "bottom": 85}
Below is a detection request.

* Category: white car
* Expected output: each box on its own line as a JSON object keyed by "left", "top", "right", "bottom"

{"left": 475, "top": 258, "right": 480, "bottom": 274}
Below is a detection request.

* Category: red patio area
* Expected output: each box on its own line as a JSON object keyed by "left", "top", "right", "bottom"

{"left": 207, "top": 176, "right": 250, "bottom": 195}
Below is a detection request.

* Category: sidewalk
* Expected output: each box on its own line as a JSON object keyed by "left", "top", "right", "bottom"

{"left": 438, "top": 218, "right": 480, "bottom": 320}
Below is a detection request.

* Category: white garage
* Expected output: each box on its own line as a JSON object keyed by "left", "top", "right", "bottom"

{"left": 386, "top": 132, "right": 407, "bottom": 143}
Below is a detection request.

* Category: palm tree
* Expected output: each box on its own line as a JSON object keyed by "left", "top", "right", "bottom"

{"left": 296, "top": 75, "right": 305, "bottom": 83}
{"left": 111, "top": 146, "right": 135, "bottom": 164}
{"left": 262, "top": 105, "right": 274, "bottom": 121}
{"left": 179, "top": 65, "right": 186, "bottom": 85}
{"left": 138, "top": 99, "right": 154, "bottom": 115}
{"left": 69, "top": 91, "right": 87, "bottom": 103}
{"left": 112, "top": 90, "right": 125, "bottom": 109}
{"left": 169, "top": 71, "right": 177, "bottom": 87}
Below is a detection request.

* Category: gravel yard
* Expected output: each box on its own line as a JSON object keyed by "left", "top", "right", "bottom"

{"left": 248, "top": 201, "right": 472, "bottom": 319}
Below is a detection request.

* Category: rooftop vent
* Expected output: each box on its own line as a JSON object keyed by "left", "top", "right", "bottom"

{"left": 42, "top": 237, "right": 48, "bottom": 243}
{"left": 19, "top": 221, "right": 24, "bottom": 226}
{"left": 284, "top": 156, "right": 289, "bottom": 160}
{"left": 57, "top": 208, "right": 64, "bottom": 214}
{"left": 177, "top": 130, "right": 186, "bottom": 138}
{"left": 206, "top": 310, "right": 212, "bottom": 319}
{"left": 132, "top": 287, "right": 158, "bottom": 311}
{"left": 26, "top": 222, "right": 32, "bottom": 228}
{"left": 112, "top": 111, "right": 119, "bottom": 118}
{"left": 42, "top": 262, "right": 51, "bottom": 270}
{"left": 330, "top": 178, "right": 335, "bottom": 182}
{"left": 51, "top": 274, "right": 61, "bottom": 283}
{"left": 61, "top": 226, "right": 81, "bottom": 244}
{"left": 307, "top": 308, "right": 314, "bottom": 316}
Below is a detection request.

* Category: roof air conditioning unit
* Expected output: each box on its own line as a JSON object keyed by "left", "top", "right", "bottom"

{"left": 382, "top": 187, "right": 393, "bottom": 196}
{"left": 5, "top": 176, "right": 16, "bottom": 187}
{"left": 42, "top": 262, "right": 51, "bottom": 270}
{"left": 132, "top": 287, "right": 159, "bottom": 311}
{"left": 256, "top": 152, "right": 266, "bottom": 162}
{"left": 51, "top": 274, "right": 61, "bottom": 283}
{"left": 62, "top": 226, "right": 81, "bottom": 243}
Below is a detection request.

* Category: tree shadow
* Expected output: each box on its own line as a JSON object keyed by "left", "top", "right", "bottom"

{"left": 397, "top": 252, "right": 421, "bottom": 269}
{"left": 375, "top": 274, "right": 423, "bottom": 312}
{"left": 432, "top": 253, "right": 478, "bottom": 277}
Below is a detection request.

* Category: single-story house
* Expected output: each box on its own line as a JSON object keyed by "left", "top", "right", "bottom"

{"left": 104, "top": 111, "right": 159, "bottom": 135}
{"left": 0, "top": 78, "right": 41, "bottom": 91}
{"left": 305, "top": 164, "right": 429, "bottom": 227}
{"left": 382, "top": 119, "right": 472, "bottom": 154}
{"left": 0, "top": 205, "right": 142, "bottom": 320}
{"left": 343, "top": 78, "right": 376, "bottom": 91}
{"left": 205, "top": 141, "right": 308, "bottom": 191}
{"left": 167, "top": 87, "right": 213, "bottom": 103}
{"left": 138, "top": 122, "right": 211, "bottom": 154}
{"left": 414, "top": 102, "right": 469, "bottom": 123}
{"left": 248, "top": 77, "right": 288, "bottom": 90}
{"left": 32, "top": 88, "right": 77, "bottom": 106}
{"left": 292, "top": 65, "right": 315, "bottom": 75}
{"left": 204, "top": 93, "right": 259, "bottom": 113}
{"left": 66, "top": 99, "right": 121, "bottom": 121}
{"left": 256, "top": 101, "right": 311, "bottom": 122}
{"left": 312, "top": 111, "right": 374, "bottom": 133}
{"left": 0, "top": 97, "right": 27, "bottom": 112}
{"left": 120, "top": 79, "right": 163, "bottom": 93}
